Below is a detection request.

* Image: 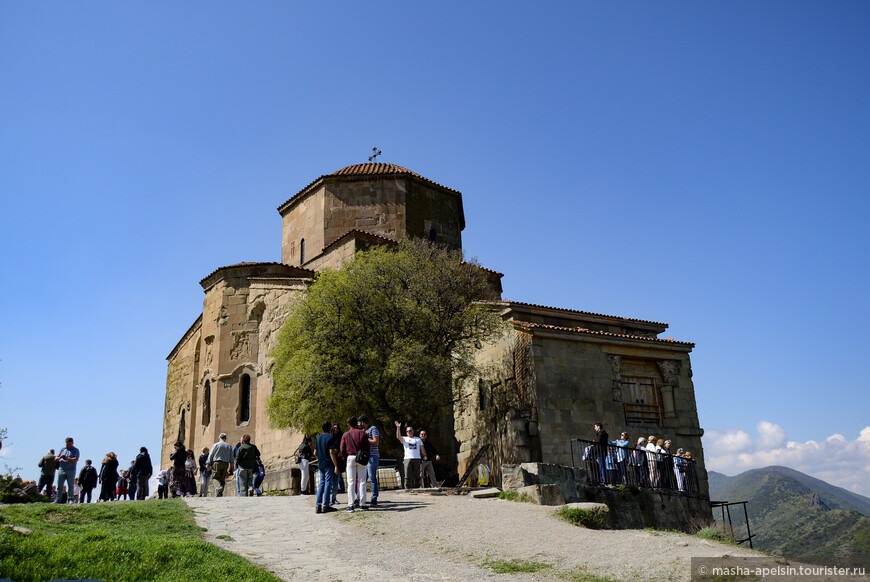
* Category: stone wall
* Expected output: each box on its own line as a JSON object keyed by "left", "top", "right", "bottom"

{"left": 281, "top": 186, "right": 326, "bottom": 265}
{"left": 162, "top": 272, "right": 308, "bottom": 476}
{"left": 502, "top": 463, "right": 713, "bottom": 532}
{"left": 455, "top": 328, "right": 540, "bottom": 484}
{"left": 456, "top": 319, "right": 709, "bottom": 497}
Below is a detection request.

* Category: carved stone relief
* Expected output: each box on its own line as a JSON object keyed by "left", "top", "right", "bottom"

{"left": 656, "top": 360, "right": 682, "bottom": 386}
{"left": 656, "top": 360, "right": 681, "bottom": 419}
{"left": 230, "top": 330, "right": 252, "bottom": 360}
{"left": 204, "top": 336, "right": 214, "bottom": 367}
{"left": 606, "top": 354, "right": 622, "bottom": 380}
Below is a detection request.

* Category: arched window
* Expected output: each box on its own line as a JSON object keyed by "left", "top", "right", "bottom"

{"left": 178, "top": 409, "right": 186, "bottom": 444}
{"left": 429, "top": 228, "right": 437, "bottom": 242}
{"left": 239, "top": 374, "right": 251, "bottom": 423}
{"left": 478, "top": 379, "right": 487, "bottom": 410}
{"left": 202, "top": 381, "right": 211, "bottom": 426}
{"left": 300, "top": 238, "right": 306, "bottom": 264}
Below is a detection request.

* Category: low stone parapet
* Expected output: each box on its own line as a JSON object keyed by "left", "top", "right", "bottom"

{"left": 502, "top": 462, "right": 712, "bottom": 532}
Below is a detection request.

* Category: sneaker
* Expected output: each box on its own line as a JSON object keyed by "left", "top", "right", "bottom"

{"left": 315, "top": 506, "right": 322, "bottom": 514}
{"left": 323, "top": 506, "right": 336, "bottom": 513}
{"left": 353, "top": 499, "right": 360, "bottom": 508}
{"left": 345, "top": 506, "right": 354, "bottom": 512}
{"left": 370, "top": 498, "right": 378, "bottom": 506}
{"left": 359, "top": 506, "right": 369, "bottom": 511}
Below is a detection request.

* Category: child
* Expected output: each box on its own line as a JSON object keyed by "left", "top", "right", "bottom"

{"left": 117, "top": 470, "right": 130, "bottom": 500}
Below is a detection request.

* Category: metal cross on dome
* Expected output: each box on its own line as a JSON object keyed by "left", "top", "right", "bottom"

{"left": 368, "top": 147, "right": 382, "bottom": 163}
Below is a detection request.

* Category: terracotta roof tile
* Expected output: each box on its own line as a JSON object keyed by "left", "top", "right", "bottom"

{"left": 277, "top": 163, "right": 463, "bottom": 223}
{"left": 484, "top": 300, "right": 667, "bottom": 327}
{"left": 329, "top": 163, "right": 460, "bottom": 194}
{"left": 321, "top": 229, "right": 399, "bottom": 254}
{"left": 511, "top": 320, "right": 694, "bottom": 347}
{"left": 199, "top": 261, "right": 315, "bottom": 286}
{"left": 464, "top": 262, "right": 504, "bottom": 277}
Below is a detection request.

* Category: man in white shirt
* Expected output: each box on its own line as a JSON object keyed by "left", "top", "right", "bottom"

{"left": 395, "top": 421, "right": 423, "bottom": 490}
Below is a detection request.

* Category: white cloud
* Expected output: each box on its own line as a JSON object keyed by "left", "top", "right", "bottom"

{"left": 704, "top": 422, "right": 870, "bottom": 498}
{"left": 756, "top": 420, "right": 787, "bottom": 449}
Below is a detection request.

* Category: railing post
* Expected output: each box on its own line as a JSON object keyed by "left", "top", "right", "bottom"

{"left": 570, "top": 438, "right": 575, "bottom": 470}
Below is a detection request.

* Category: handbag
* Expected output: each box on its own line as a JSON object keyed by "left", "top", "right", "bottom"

{"left": 353, "top": 431, "right": 370, "bottom": 465}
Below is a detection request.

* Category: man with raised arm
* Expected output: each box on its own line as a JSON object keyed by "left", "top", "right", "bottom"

{"left": 395, "top": 421, "right": 423, "bottom": 490}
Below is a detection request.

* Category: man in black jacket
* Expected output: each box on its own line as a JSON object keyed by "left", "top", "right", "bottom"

{"left": 132, "top": 447, "right": 153, "bottom": 500}
{"left": 78, "top": 459, "right": 98, "bottom": 503}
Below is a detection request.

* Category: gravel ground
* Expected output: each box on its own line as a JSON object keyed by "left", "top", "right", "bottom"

{"left": 186, "top": 489, "right": 763, "bottom": 582}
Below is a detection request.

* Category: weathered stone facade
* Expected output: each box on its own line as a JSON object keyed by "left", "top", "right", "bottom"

{"left": 455, "top": 301, "right": 708, "bottom": 496}
{"left": 164, "top": 162, "right": 708, "bottom": 503}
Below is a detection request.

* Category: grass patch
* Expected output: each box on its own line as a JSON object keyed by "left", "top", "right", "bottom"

{"left": 557, "top": 507, "right": 608, "bottom": 529}
{"left": 695, "top": 526, "right": 737, "bottom": 545}
{"left": 560, "top": 565, "right": 622, "bottom": 582}
{"left": 264, "top": 490, "right": 289, "bottom": 496}
{"left": 482, "top": 558, "right": 551, "bottom": 574}
{"left": 498, "top": 490, "right": 534, "bottom": 503}
{"left": 0, "top": 499, "right": 281, "bottom": 582}
{"left": 215, "top": 534, "right": 235, "bottom": 541}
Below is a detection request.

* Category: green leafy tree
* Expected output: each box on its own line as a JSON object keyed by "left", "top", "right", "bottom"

{"left": 266, "top": 239, "right": 504, "bottom": 435}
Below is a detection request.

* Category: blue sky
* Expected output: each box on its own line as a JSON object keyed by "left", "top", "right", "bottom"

{"left": 2, "top": 3, "right": 869, "bottom": 495}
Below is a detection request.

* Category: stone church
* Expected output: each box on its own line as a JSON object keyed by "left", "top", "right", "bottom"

{"left": 163, "top": 163, "right": 708, "bottom": 495}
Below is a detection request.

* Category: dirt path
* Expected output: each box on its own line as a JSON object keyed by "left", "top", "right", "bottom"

{"left": 186, "top": 490, "right": 761, "bottom": 581}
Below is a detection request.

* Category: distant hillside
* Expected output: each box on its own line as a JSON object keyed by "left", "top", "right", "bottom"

{"left": 708, "top": 466, "right": 870, "bottom": 568}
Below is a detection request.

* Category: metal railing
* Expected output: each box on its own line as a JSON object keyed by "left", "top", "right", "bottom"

{"left": 571, "top": 439, "right": 699, "bottom": 493}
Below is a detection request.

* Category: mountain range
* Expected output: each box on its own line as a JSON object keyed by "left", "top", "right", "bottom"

{"left": 708, "top": 466, "right": 870, "bottom": 568}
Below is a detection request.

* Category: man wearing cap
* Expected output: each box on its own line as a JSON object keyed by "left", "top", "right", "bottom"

{"left": 54, "top": 437, "right": 80, "bottom": 504}
{"left": 206, "top": 433, "right": 234, "bottom": 497}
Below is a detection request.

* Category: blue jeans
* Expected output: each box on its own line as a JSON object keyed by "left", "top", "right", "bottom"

{"left": 316, "top": 467, "right": 334, "bottom": 509}
{"left": 331, "top": 471, "right": 345, "bottom": 503}
{"left": 238, "top": 468, "right": 254, "bottom": 496}
{"left": 55, "top": 469, "right": 75, "bottom": 504}
{"left": 367, "top": 454, "right": 380, "bottom": 500}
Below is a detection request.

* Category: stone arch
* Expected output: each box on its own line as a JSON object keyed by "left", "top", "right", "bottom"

{"left": 177, "top": 406, "right": 187, "bottom": 444}
{"left": 202, "top": 380, "right": 211, "bottom": 426}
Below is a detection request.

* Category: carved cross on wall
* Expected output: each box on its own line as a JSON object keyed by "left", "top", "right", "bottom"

{"left": 368, "top": 147, "right": 382, "bottom": 163}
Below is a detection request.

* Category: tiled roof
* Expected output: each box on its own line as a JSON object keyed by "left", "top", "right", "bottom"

{"left": 329, "top": 163, "right": 460, "bottom": 194}
{"left": 511, "top": 320, "right": 694, "bottom": 347}
{"left": 320, "top": 229, "right": 399, "bottom": 255}
{"left": 484, "top": 300, "right": 667, "bottom": 327}
{"left": 464, "top": 262, "right": 504, "bottom": 277}
{"left": 199, "top": 262, "right": 315, "bottom": 287}
{"left": 277, "top": 163, "right": 463, "bottom": 220}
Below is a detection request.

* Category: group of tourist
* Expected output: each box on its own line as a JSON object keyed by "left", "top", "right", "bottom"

{"left": 584, "top": 423, "right": 699, "bottom": 492}
{"left": 37, "top": 417, "right": 442, "bottom": 507}
{"left": 305, "top": 415, "right": 441, "bottom": 515}
{"left": 168, "top": 433, "right": 267, "bottom": 499}
{"left": 37, "top": 437, "right": 154, "bottom": 503}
